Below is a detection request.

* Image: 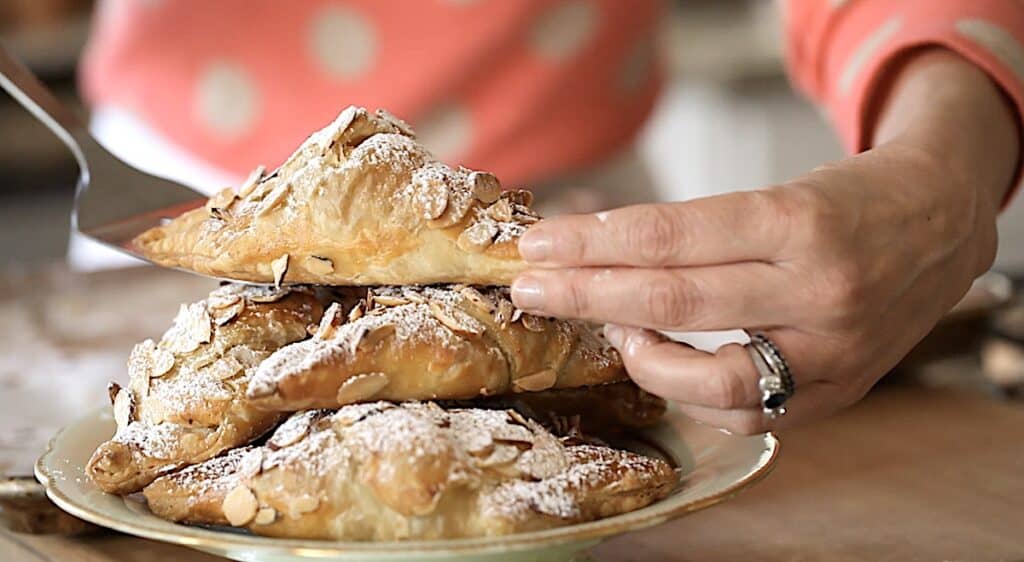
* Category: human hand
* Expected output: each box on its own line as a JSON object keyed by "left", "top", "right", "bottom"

{"left": 511, "top": 139, "right": 1000, "bottom": 433}
{"left": 510, "top": 49, "right": 1018, "bottom": 434}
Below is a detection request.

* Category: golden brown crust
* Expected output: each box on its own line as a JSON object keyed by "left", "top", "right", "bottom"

{"left": 143, "top": 403, "right": 677, "bottom": 540}
{"left": 246, "top": 286, "right": 627, "bottom": 411}
{"left": 132, "top": 106, "right": 538, "bottom": 287}
{"left": 86, "top": 285, "right": 339, "bottom": 494}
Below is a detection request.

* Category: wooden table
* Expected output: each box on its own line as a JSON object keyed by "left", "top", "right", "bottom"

{"left": 2, "top": 267, "right": 1023, "bottom": 561}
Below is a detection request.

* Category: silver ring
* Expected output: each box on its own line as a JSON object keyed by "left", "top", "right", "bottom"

{"left": 745, "top": 333, "right": 795, "bottom": 419}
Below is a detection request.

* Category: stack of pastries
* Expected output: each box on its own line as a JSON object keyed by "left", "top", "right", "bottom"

{"left": 85, "top": 106, "right": 677, "bottom": 541}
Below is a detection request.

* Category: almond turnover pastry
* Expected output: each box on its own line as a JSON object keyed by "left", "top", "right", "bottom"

{"left": 246, "top": 285, "right": 628, "bottom": 411}
{"left": 143, "top": 403, "right": 677, "bottom": 540}
{"left": 132, "top": 106, "right": 540, "bottom": 287}
{"left": 86, "top": 284, "right": 337, "bottom": 494}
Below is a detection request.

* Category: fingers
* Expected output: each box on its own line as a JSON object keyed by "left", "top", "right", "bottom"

{"left": 606, "top": 324, "right": 852, "bottom": 434}
{"left": 519, "top": 190, "right": 790, "bottom": 268}
{"left": 604, "top": 327, "right": 763, "bottom": 409}
{"left": 512, "top": 262, "right": 795, "bottom": 331}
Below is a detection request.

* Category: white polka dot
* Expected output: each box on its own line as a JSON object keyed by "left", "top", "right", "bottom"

{"left": 619, "top": 38, "right": 655, "bottom": 92}
{"left": 308, "top": 6, "right": 376, "bottom": 79}
{"left": 415, "top": 103, "right": 473, "bottom": 161}
{"left": 838, "top": 16, "right": 903, "bottom": 96}
{"left": 195, "top": 61, "right": 260, "bottom": 137}
{"left": 956, "top": 19, "right": 1024, "bottom": 82}
{"left": 530, "top": 0, "right": 598, "bottom": 61}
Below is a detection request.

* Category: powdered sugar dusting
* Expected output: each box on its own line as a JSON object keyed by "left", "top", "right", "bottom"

{"left": 112, "top": 421, "right": 187, "bottom": 460}
{"left": 343, "top": 133, "right": 430, "bottom": 176}
{"left": 164, "top": 445, "right": 255, "bottom": 496}
{"left": 482, "top": 444, "right": 670, "bottom": 521}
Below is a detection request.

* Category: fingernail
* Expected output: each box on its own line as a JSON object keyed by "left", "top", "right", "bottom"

{"left": 604, "top": 324, "right": 625, "bottom": 348}
{"left": 511, "top": 276, "right": 545, "bottom": 310}
{"left": 518, "top": 230, "right": 552, "bottom": 262}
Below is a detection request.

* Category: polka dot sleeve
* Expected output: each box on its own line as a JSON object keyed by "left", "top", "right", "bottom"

{"left": 783, "top": 0, "right": 1024, "bottom": 188}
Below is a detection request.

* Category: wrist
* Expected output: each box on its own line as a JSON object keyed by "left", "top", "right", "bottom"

{"left": 871, "top": 49, "right": 1020, "bottom": 212}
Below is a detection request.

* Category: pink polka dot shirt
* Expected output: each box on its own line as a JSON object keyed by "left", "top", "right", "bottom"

{"left": 81, "top": 0, "right": 1024, "bottom": 189}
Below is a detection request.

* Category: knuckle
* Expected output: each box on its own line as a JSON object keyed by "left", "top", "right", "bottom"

{"left": 641, "top": 275, "right": 699, "bottom": 328}
{"left": 777, "top": 184, "right": 842, "bottom": 249}
{"left": 817, "top": 263, "right": 867, "bottom": 318}
{"left": 564, "top": 278, "right": 592, "bottom": 317}
{"left": 627, "top": 206, "right": 685, "bottom": 265}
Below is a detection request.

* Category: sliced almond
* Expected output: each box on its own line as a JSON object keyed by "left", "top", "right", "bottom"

{"left": 336, "top": 372, "right": 390, "bottom": 404}
{"left": 402, "top": 290, "right": 426, "bottom": 304}
{"left": 129, "top": 339, "right": 176, "bottom": 379}
{"left": 288, "top": 496, "right": 320, "bottom": 519}
{"left": 190, "top": 349, "right": 220, "bottom": 371}
{"left": 113, "top": 389, "right": 134, "bottom": 429}
{"left": 347, "top": 302, "right": 365, "bottom": 323}
{"left": 223, "top": 485, "right": 259, "bottom": 526}
{"left": 371, "top": 294, "right": 409, "bottom": 307}
{"left": 357, "top": 323, "right": 396, "bottom": 352}
{"left": 271, "top": 254, "right": 290, "bottom": 289}
{"left": 510, "top": 308, "right": 523, "bottom": 323}
{"left": 207, "top": 291, "right": 242, "bottom": 310}
{"left": 469, "top": 171, "right": 501, "bottom": 203}
{"left": 486, "top": 198, "right": 513, "bottom": 222}
{"left": 245, "top": 286, "right": 290, "bottom": 303}
{"left": 237, "top": 165, "right": 267, "bottom": 199}
{"left": 520, "top": 314, "right": 547, "bottom": 333}
{"left": 376, "top": 108, "right": 415, "bottom": 136}
{"left": 150, "top": 347, "right": 175, "bottom": 377}
{"left": 213, "top": 299, "right": 246, "bottom": 326}
{"left": 253, "top": 507, "right": 276, "bottom": 526}
{"left": 239, "top": 449, "right": 264, "bottom": 477}
{"left": 457, "top": 220, "right": 498, "bottom": 253}
{"left": 494, "top": 299, "right": 514, "bottom": 328}
{"left": 269, "top": 414, "right": 313, "bottom": 450}
{"left": 460, "top": 286, "right": 494, "bottom": 313}
{"left": 256, "top": 182, "right": 291, "bottom": 217}
{"left": 203, "top": 355, "right": 244, "bottom": 380}
{"left": 514, "top": 211, "right": 540, "bottom": 224}
{"left": 205, "top": 187, "right": 237, "bottom": 217}
{"left": 507, "top": 409, "right": 531, "bottom": 428}
{"left": 429, "top": 302, "right": 484, "bottom": 335}
{"left": 315, "top": 303, "right": 345, "bottom": 340}
{"left": 106, "top": 381, "right": 122, "bottom": 406}
{"left": 514, "top": 369, "right": 558, "bottom": 392}
{"left": 506, "top": 190, "right": 534, "bottom": 207}
{"left": 476, "top": 444, "right": 521, "bottom": 468}
{"left": 418, "top": 177, "right": 449, "bottom": 220}
{"left": 164, "top": 303, "right": 213, "bottom": 354}
{"left": 303, "top": 255, "right": 335, "bottom": 276}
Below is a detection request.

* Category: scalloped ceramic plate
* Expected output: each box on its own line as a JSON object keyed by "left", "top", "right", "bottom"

{"left": 36, "top": 407, "right": 778, "bottom": 562}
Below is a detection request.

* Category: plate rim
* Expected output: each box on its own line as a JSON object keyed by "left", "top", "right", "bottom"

{"left": 36, "top": 407, "right": 779, "bottom": 556}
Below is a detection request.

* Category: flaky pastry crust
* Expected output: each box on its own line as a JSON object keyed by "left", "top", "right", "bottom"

{"left": 246, "top": 285, "right": 627, "bottom": 411}
{"left": 132, "top": 106, "right": 538, "bottom": 286}
{"left": 143, "top": 403, "right": 677, "bottom": 540}
{"left": 86, "top": 284, "right": 338, "bottom": 494}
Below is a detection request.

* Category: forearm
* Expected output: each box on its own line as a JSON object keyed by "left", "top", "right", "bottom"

{"left": 870, "top": 49, "right": 1020, "bottom": 211}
